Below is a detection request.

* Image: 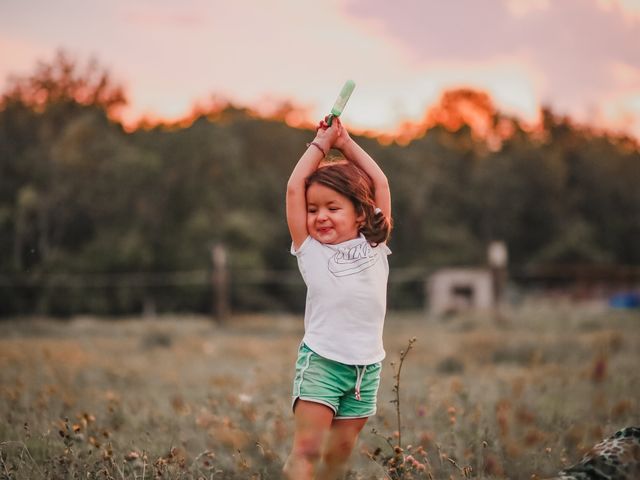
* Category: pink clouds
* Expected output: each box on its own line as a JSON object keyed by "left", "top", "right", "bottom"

{"left": 0, "top": 0, "right": 638, "bottom": 138}
{"left": 342, "top": 0, "right": 640, "bottom": 134}
{"left": 121, "top": 9, "right": 209, "bottom": 29}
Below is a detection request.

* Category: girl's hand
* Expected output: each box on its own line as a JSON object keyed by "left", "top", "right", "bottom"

{"left": 312, "top": 116, "right": 339, "bottom": 152}
{"left": 332, "top": 117, "right": 353, "bottom": 150}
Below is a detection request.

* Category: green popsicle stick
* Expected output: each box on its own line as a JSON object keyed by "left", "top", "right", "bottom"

{"left": 327, "top": 80, "right": 355, "bottom": 126}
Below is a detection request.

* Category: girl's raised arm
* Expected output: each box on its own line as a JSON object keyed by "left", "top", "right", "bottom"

{"left": 334, "top": 119, "right": 391, "bottom": 220}
{"left": 286, "top": 121, "right": 338, "bottom": 250}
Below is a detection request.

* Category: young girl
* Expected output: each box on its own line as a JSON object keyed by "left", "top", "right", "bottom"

{"left": 284, "top": 117, "right": 392, "bottom": 480}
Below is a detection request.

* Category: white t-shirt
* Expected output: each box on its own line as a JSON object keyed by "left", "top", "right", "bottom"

{"left": 291, "top": 234, "right": 391, "bottom": 365}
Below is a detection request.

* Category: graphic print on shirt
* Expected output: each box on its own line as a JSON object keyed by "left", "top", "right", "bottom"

{"left": 328, "top": 242, "right": 379, "bottom": 277}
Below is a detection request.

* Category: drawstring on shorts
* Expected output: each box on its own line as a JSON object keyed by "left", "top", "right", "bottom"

{"left": 354, "top": 365, "right": 367, "bottom": 401}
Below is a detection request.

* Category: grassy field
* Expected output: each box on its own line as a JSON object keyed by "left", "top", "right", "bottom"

{"left": 0, "top": 302, "right": 638, "bottom": 479}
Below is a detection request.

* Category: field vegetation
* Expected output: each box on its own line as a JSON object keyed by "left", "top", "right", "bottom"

{"left": 1, "top": 303, "right": 638, "bottom": 479}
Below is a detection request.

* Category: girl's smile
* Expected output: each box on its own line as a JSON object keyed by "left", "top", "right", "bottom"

{"left": 306, "top": 183, "right": 364, "bottom": 245}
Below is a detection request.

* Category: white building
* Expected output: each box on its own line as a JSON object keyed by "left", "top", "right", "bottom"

{"left": 427, "top": 268, "right": 494, "bottom": 316}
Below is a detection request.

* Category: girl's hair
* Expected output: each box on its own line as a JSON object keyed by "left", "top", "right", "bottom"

{"left": 305, "top": 162, "right": 392, "bottom": 246}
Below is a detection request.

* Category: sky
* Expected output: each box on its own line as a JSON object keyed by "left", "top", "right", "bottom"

{"left": 1, "top": 0, "right": 640, "bottom": 139}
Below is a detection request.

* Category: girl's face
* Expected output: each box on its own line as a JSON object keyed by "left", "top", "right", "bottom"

{"left": 306, "top": 182, "right": 364, "bottom": 245}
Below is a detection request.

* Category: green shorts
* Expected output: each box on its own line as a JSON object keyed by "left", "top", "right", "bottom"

{"left": 291, "top": 343, "right": 382, "bottom": 419}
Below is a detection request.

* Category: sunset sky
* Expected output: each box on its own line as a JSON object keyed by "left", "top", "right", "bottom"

{"left": 1, "top": 0, "right": 639, "bottom": 138}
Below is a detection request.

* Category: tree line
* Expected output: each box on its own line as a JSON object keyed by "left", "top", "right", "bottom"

{"left": 1, "top": 52, "right": 638, "bottom": 316}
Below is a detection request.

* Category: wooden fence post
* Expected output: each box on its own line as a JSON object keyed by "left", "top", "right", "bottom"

{"left": 488, "top": 240, "right": 508, "bottom": 323}
{"left": 211, "top": 244, "right": 229, "bottom": 323}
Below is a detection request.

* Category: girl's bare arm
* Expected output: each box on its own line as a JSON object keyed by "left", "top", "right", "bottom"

{"left": 335, "top": 120, "right": 391, "bottom": 219}
{"left": 286, "top": 122, "right": 338, "bottom": 250}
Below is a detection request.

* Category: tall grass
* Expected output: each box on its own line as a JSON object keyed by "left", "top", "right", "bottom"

{"left": 0, "top": 305, "right": 638, "bottom": 478}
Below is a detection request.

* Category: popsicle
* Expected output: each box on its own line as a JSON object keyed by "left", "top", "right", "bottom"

{"left": 326, "top": 80, "right": 355, "bottom": 126}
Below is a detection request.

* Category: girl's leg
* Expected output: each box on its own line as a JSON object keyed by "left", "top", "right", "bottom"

{"left": 315, "top": 417, "right": 368, "bottom": 480}
{"left": 283, "top": 400, "right": 335, "bottom": 480}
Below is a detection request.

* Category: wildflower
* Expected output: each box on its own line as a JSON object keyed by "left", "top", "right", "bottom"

{"left": 125, "top": 451, "right": 140, "bottom": 461}
{"left": 238, "top": 393, "right": 252, "bottom": 403}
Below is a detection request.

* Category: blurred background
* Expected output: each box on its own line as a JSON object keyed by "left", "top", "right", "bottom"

{"left": 1, "top": 0, "right": 639, "bottom": 317}
{"left": 1, "top": 3, "right": 639, "bottom": 479}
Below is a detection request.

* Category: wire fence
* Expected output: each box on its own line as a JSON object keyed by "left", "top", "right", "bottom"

{"left": 1, "top": 265, "right": 638, "bottom": 318}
